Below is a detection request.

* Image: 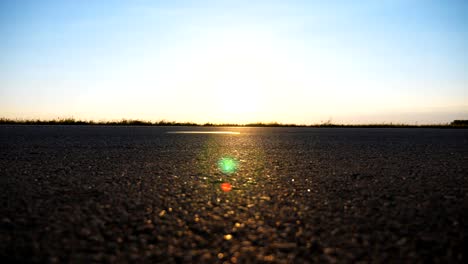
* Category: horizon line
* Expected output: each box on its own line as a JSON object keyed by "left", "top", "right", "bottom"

{"left": 1, "top": 117, "right": 467, "bottom": 128}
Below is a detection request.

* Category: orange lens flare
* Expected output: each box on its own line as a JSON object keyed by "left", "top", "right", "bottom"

{"left": 220, "top": 182, "right": 232, "bottom": 192}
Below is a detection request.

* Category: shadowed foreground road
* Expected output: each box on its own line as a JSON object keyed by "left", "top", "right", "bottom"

{"left": 1, "top": 126, "right": 467, "bottom": 263}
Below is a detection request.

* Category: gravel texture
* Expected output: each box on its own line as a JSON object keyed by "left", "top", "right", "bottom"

{"left": 0, "top": 126, "right": 467, "bottom": 263}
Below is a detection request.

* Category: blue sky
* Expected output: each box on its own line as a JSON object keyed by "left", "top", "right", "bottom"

{"left": 1, "top": 0, "right": 467, "bottom": 124}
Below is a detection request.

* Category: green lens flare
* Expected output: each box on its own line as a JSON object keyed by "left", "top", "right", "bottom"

{"left": 218, "top": 157, "right": 238, "bottom": 174}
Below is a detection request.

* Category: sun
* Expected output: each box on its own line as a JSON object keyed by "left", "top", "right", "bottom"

{"left": 213, "top": 77, "right": 265, "bottom": 123}
{"left": 169, "top": 28, "right": 278, "bottom": 123}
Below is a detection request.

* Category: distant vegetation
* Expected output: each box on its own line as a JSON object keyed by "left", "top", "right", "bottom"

{"left": 0, "top": 118, "right": 197, "bottom": 126}
{"left": 1, "top": 117, "right": 467, "bottom": 128}
{"left": 450, "top": 120, "right": 468, "bottom": 126}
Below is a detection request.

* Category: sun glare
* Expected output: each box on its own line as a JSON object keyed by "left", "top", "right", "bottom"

{"left": 215, "top": 78, "right": 263, "bottom": 116}
{"left": 197, "top": 30, "right": 279, "bottom": 122}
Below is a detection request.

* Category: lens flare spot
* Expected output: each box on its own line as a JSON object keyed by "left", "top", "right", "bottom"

{"left": 218, "top": 157, "right": 238, "bottom": 174}
{"left": 221, "top": 182, "right": 232, "bottom": 192}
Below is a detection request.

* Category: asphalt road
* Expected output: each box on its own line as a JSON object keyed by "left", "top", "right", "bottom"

{"left": 1, "top": 126, "right": 467, "bottom": 263}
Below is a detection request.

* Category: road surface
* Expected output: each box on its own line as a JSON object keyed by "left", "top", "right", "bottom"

{"left": 1, "top": 126, "right": 467, "bottom": 263}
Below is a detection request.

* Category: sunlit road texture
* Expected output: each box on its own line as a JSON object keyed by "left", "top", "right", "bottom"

{"left": 1, "top": 126, "right": 467, "bottom": 263}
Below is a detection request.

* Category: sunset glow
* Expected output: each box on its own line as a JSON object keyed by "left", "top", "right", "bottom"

{"left": 1, "top": 0, "right": 467, "bottom": 124}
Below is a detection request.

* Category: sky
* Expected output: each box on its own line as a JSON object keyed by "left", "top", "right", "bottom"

{"left": 1, "top": 0, "right": 467, "bottom": 124}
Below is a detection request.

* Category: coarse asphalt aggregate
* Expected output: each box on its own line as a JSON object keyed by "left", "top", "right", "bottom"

{"left": 1, "top": 126, "right": 467, "bottom": 263}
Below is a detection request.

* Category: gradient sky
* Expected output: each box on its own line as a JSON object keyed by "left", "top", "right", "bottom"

{"left": 1, "top": 0, "right": 467, "bottom": 124}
